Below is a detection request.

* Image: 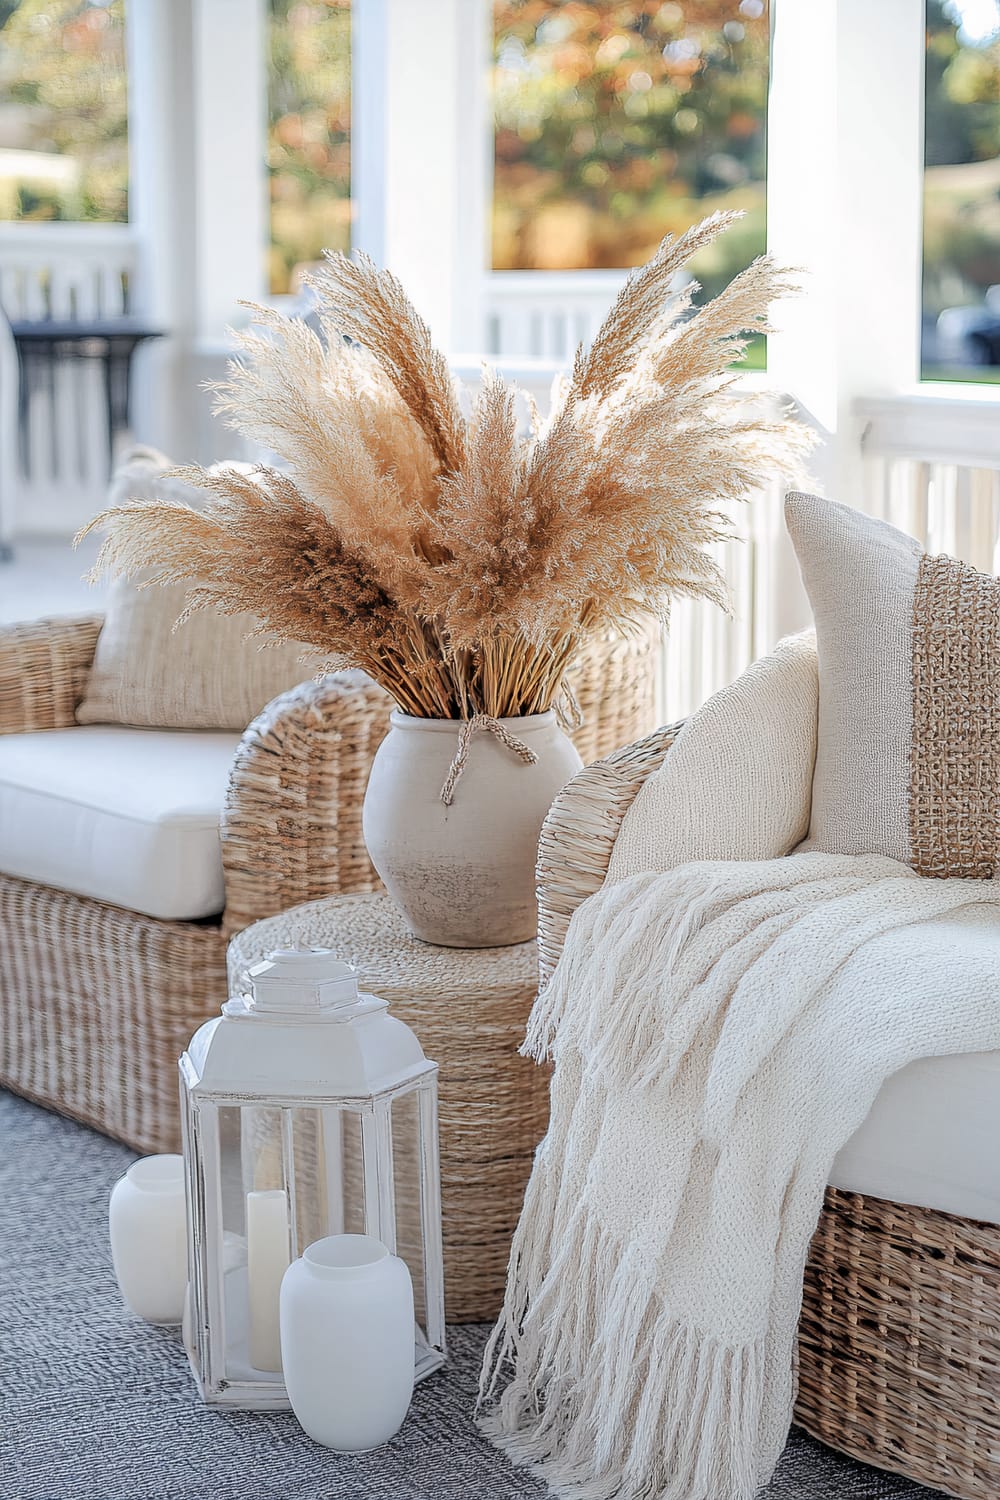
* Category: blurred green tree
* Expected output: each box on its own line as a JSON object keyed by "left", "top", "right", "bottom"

{"left": 268, "top": 0, "right": 351, "bottom": 294}
{"left": 922, "top": 0, "right": 1000, "bottom": 335}
{"left": 925, "top": 0, "right": 1000, "bottom": 167}
{"left": 0, "top": 0, "right": 127, "bottom": 222}
{"left": 492, "top": 0, "right": 768, "bottom": 292}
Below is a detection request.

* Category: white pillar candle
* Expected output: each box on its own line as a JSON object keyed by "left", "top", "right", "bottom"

{"left": 247, "top": 1188, "right": 290, "bottom": 1371}
{"left": 321, "top": 1109, "right": 345, "bottom": 1236}
{"left": 109, "top": 1154, "right": 187, "bottom": 1325}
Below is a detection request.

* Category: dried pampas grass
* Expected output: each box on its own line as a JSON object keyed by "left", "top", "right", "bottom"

{"left": 80, "top": 212, "right": 811, "bottom": 719}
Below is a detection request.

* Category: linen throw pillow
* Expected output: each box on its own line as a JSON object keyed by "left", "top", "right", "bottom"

{"left": 101, "top": 444, "right": 229, "bottom": 509}
{"left": 785, "top": 490, "right": 1000, "bottom": 878}
{"left": 77, "top": 451, "right": 317, "bottom": 731}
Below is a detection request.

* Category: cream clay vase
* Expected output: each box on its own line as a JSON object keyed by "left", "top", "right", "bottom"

{"left": 362, "top": 710, "right": 583, "bottom": 948}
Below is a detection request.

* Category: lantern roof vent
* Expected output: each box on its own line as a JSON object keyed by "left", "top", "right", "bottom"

{"left": 239, "top": 947, "right": 370, "bottom": 1018}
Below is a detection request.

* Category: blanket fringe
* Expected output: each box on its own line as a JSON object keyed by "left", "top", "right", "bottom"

{"left": 479, "top": 1184, "right": 769, "bottom": 1500}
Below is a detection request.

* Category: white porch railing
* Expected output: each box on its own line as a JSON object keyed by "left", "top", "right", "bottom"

{"left": 662, "top": 388, "right": 1000, "bottom": 722}
{"left": 859, "top": 389, "right": 1000, "bottom": 573}
{"left": 0, "top": 221, "right": 135, "bottom": 320}
{"left": 485, "top": 270, "right": 628, "bottom": 361}
{"left": 660, "top": 499, "right": 773, "bottom": 724}
{"left": 0, "top": 222, "right": 139, "bottom": 541}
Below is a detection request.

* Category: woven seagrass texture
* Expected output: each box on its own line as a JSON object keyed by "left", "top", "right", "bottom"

{"left": 563, "top": 623, "right": 660, "bottom": 767}
{"left": 536, "top": 732, "right": 999, "bottom": 1500}
{"left": 0, "top": 873, "right": 227, "bottom": 1155}
{"left": 798, "top": 1188, "right": 1000, "bottom": 1500}
{"left": 228, "top": 893, "right": 545, "bottom": 1323}
{"left": 0, "top": 613, "right": 103, "bottom": 734}
{"left": 910, "top": 553, "right": 1000, "bottom": 880}
{"left": 220, "top": 670, "right": 393, "bottom": 937}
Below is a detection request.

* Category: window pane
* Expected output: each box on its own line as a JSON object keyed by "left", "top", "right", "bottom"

{"left": 492, "top": 1, "right": 768, "bottom": 301}
{"left": 268, "top": 0, "right": 351, "bottom": 296}
{"left": 0, "top": 0, "right": 127, "bottom": 223}
{"left": 923, "top": 0, "right": 1000, "bottom": 381}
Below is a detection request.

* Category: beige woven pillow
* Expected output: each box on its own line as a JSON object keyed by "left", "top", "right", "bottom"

{"left": 76, "top": 578, "right": 317, "bottom": 731}
{"left": 786, "top": 490, "right": 1000, "bottom": 878}
{"left": 77, "top": 451, "right": 316, "bottom": 731}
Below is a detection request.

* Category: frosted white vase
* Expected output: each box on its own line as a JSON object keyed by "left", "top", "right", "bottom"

{"left": 362, "top": 710, "right": 583, "bottom": 947}
{"left": 108, "top": 1154, "right": 187, "bottom": 1325}
{"left": 279, "top": 1234, "right": 415, "bottom": 1451}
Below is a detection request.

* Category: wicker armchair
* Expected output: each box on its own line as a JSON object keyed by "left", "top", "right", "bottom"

{"left": 0, "top": 614, "right": 658, "bottom": 1157}
{"left": 536, "top": 729, "right": 1000, "bottom": 1500}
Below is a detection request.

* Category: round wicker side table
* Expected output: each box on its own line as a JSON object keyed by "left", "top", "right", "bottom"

{"left": 227, "top": 893, "right": 546, "bottom": 1323}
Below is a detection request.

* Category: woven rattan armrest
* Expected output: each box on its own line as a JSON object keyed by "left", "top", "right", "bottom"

{"left": 221, "top": 669, "right": 393, "bottom": 937}
{"left": 0, "top": 614, "right": 104, "bottom": 735}
{"left": 536, "top": 721, "right": 683, "bottom": 986}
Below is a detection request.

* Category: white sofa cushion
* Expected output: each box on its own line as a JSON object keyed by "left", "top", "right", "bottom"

{"left": 832, "top": 1050, "right": 1000, "bottom": 1226}
{"left": 0, "top": 727, "right": 242, "bottom": 921}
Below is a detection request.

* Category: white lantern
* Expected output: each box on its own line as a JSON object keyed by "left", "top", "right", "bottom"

{"left": 179, "top": 947, "right": 446, "bottom": 1408}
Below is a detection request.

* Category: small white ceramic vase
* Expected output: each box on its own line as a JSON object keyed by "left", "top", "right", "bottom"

{"left": 108, "top": 1154, "right": 187, "bottom": 1325}
{"left": 362, "top": 710, "right": 583, "bottom": 947}
{"left": 280, "top": 1234, "right": 415, "bottom": 1451}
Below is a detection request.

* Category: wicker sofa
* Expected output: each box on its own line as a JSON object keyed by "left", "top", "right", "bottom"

{"left": 536, "top": 726, "right": 1000, "bottom": 1500}
{"left": 0, "top": 612, "right": 657, "bottom": 1157}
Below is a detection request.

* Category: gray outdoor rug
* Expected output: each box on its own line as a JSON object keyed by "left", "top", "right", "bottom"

{"left": 0, "top": 1088, "right": 942, "bottom": 1500}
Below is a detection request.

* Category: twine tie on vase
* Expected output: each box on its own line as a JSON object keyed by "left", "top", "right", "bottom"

{"left": 440, "top": 714, "right": 539, "bottom": 806}
{"left": 555, "top": 679, "right": 585, "bottom": 736}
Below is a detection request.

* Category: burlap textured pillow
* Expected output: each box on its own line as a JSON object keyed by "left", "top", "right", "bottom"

{"left": 76, "top": 579, "right": 317, "bottom": 731}
{"left": 77, "top": 451, "right": 317, "bottom": 731}
{"left": 786, "top": 490, "right": 1000, "bottom": 878}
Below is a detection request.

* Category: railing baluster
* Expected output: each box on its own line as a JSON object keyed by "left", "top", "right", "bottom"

{"left": 0, "top": 224, "right": 137, "bottom": 530}
{"left": 912, "top": 460, "right": 931, "bottom": 545}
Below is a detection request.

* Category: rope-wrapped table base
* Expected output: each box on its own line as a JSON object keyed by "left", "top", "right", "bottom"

{"left": 228, "top": 892, "right": 545, "bottom": 1323}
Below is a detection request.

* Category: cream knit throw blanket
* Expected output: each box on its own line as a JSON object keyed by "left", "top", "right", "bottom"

{"left": 480, "top": 636, "right": 1000, "bottom": 1500}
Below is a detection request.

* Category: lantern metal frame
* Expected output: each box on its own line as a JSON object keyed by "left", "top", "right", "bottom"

{"left": 179, "top": 952, "right": 447, "bottom": 1410}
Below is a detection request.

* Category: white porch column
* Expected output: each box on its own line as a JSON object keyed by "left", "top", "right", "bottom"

{"left": 190, "top": 0, "right": 269, "bottom": 342}
{"left": 188, "top": 0, "right": 268, "bottom": 459}
{"left": 767, "top": 0, "right": 924, "bottom": 507}
{"left": 353, "top": 0, "right": 491, "bottom": 352}
{"left": 126, "top": 0, "right": 196, "bottom": 457}
{"left": 127, "top": 0, "right": 267, "bottom": 461}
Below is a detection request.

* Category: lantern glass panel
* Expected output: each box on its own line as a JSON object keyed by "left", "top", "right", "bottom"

{"left": 218, "top": 1104, "right": 249, "bottom": 1235}
{"left": 391, "top": 1088, "right": 426, "bottom": 1325}
{"left": 339, "top": 1107, "right": 366, "bottom": 1235}
{"left": 207, "top": 1095, "right": 442, "bottom": 1386}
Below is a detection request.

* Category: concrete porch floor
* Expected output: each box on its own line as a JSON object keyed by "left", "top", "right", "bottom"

{"left": 0, "top": 535, "right": 108, "bottom": 624}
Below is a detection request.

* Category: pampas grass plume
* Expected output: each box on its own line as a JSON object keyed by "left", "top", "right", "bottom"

{"left": 80, "top": 214, "right": 811, "bottom": 718}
